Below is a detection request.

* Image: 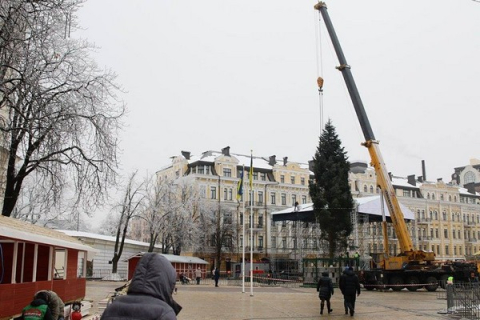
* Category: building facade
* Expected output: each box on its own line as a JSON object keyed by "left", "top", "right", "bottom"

{"left": 149, "top": 148, "right": 480, "bottom": 270}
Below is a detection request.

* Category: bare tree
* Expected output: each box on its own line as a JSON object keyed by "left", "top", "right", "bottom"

{"left": 110, "top": 171, "right": 144, "bottom": 274}
{"left": 0, "top": 0, "right": 124, "bottom": 217}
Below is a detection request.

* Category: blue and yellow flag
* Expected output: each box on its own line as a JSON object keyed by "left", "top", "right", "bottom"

{"left": 237, "top": 168, "right": 244, "bottom": 200}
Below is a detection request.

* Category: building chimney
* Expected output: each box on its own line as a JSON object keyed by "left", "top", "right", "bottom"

{"left": 465, "top": 183, "right": 476, "bottom": 194}
{"left": 283, "top": 157, "right": 288, "bottom": 166}
{"left": 437, "top": 178, "right": 443, "bottom": 183}
{"left": 407, "top": 175, "right": 416, "bottom": 186}
{"left": 181, "top": 151, "right": 191, "bottom": 160}
{"left": 308, "top": 160, "right": 314, "bottom": 172}
{"left": 418, "top": 176, "right": 424, "bottom": 183}
{"left": 269, "top": 155, "right": 276, "bottom": 166}
{"left": 221, "top": 146, "right": 230, "bottom": 156}
{"left": 388, "top": 172, "right": 393, "bottom": 181}
{"left": 422, "top": 160, "right": 427, "bottom": 181}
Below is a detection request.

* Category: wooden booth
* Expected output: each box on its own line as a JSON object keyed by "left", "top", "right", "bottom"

{"left": 127, "top": 253, "right": 209, "bottom": 281}
{"left": 0, "top": 215, "right": 97, "bottom": 319}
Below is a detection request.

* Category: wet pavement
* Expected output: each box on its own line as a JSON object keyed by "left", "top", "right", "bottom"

{"left": 85, "top": 280, "right": 453, "bottom": 320}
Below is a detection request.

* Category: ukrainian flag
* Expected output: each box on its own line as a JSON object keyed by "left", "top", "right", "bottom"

{"left": 237, "top": 169, "right": 244, "bottom": 200}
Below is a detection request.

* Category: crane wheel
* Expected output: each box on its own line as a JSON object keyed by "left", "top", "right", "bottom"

{"left": 389, "top": 276, "right": 403, "bottom": 291}
{"left": 406, "top": 276, "right": 421, "bottom": 291}
{"left": 425, "top": 276, "right": 438, "bottom": 292}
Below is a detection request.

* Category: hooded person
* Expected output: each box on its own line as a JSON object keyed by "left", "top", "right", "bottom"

{"left": 316, "top": 271, "right": 334, "bottom": 315}
{"left": 339, "top": 267, "right": 360, "bottom": 316}
{"left": 101, "top": 253, "right": 182, "bottom": 320}
{"left": 33, "top": 290, "right": 64, "bottom": 320}
{"left": 22, "top": 291, "right": 54, "bottom": 320}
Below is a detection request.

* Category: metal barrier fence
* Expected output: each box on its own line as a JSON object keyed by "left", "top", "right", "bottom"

{"left": 437, "top": 282, "right": 480, "bottom": 319}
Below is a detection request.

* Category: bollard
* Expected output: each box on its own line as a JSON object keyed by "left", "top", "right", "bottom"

{"left": 446, "top": 284, "right": 454, "bottom": 313}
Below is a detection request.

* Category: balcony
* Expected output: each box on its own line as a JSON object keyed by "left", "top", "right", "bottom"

{"left": 418, "top": 236, "right": 432, "bottom": 242}
{"left": 245, "top": 201, "right": 265, "bottom": 208}
{"left": 248, "top": 223, "right": 264, "bottom": 230}
{"left": 417, "top": 218, "right": 432, "bottom": 224}
{"left": 467, "top": 238, "right": 478, "bottom": 243}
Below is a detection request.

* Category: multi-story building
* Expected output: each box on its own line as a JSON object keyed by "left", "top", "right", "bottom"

{"left": 349, "top": 160, "right": 480, "bottom": 261}
{"left": 149, "top": 146, "right": 312, "bottom": 268}
{"left": 147, "top": 148, "right": 480, "bottom": 270}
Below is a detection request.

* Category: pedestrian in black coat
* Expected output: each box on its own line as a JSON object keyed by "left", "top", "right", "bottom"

{"left": 316, "top": 271, "right": 334, "bottom": 315}
{"left": 101, "top": 253, "right": 182, "bottom": 320}
{"left": 339, "top": 267, "right": 361, "bottom": 316}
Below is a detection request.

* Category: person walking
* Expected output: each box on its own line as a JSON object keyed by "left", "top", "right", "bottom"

{"left": 33, "top": 290, "right": 64, "bottom": 320}
{"left": 100, "top": 253, "right": 182, "bottom": 320}
{"left": 21, "top": 291, "right": 54, "bottom": 320}
{"left": 316, "top": 271, "right": 334, "bottom": 315}
{"left": 339, "top": 267, "right": 361, "bottom": 316}
{"left": 214, "top": 267, "right": 220, "bottom": 287}
{"left": 195, "top": 267, "right": 202, "bottom": 285}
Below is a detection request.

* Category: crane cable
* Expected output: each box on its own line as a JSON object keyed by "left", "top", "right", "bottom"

{"left": 314, "top": 3, "right": 324, "bottom": 135}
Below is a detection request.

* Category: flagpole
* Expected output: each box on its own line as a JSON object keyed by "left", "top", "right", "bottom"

{"left": 250, "top": 151, "right": 254, "bottom": 297}
{"left": 241, "top": 165, "right": 245, "bottom": 293}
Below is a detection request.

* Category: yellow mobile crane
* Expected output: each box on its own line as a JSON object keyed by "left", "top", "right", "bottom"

{"left": 314, "top": 2, "right": 478, "bottom": 291}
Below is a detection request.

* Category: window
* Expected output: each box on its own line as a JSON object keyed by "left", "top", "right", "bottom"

{"left": 281, "top": 193, "right": 286, "bottom": 205}
{"left": 440, "top": 194, "right": 444, "bottom": 201}
{"left": 200, "top": 185, "right": 206, "bottom": 198}
{"left": 198, "top": 166, "right": 204, "bottom": 174}
{"left": 210, "top": 186, "right": 217, "bottom": 199}
{"left": 291, "top": 194, "right": 297, "bottom": 206}
{"left": 442, "top": 212, "right": 446, "bottom": 221}
{"left": 280, "top": 175, "right": 285, "bottom": 183}
{"left": 465, "top": 171, "right": 476, "bottom": 184}
{"left": 291, "top": 176, "right": 295, "bottom": 184}
{"left": 453, "top": 230, "right": 456, "bottom": 239}
{"left": 370, "top": 186, "right": 374, "bottom": 193}
{"left": 282, "top": 237, "right": 286, "bottom": 249}
{"left": 432, "top": 193, "right": 435, "bottom": 200}
{"left": 206, "top": 166, "right": 210, "bottom": 175}
{"left": 435, "top": 229, "right": 439, "bottom": 238}
{"left": 445, "top": 245, "right": 449, "bottom": 255}
{"left": 260, "top": 172, "right": 266, "bottom": 181}
{"left": 240, "top": 214, "right": 243, "bottom": 225}
{"left": 258, "top": 214, "right": 263, "bottom": 227}
{"left": 364, "top": 185, "right": 367, "bottom": 192}
{"left": 223, "top": 168, "right": 232, "bottom": 177}
{"left": 270, "top": 192, "right": 276, "bottom": 204}
{"left": 258, "top": 191, "right": 264, "bottom": 204}
{"left": 258, "top": 236, "right": 263, "bottom": 249}
{"left": 224, "top": 188, "right": 228, "bottom": 200}
{"left": 403, "top": 189, "right": 409, "bottom": 197}
{"left": 271, "top": 236, "right": 276, "bottom": 248}
{"left": 175, "top": 170, "right": 180, "bottom": 178}
{"left": 228, "top": 188, "right": 233, "bottom": 200}
{"left": 302, "top": 195, "right": 307, "bottom": 204}
{"left": 253, "top": 172, "right": 258, "bottom": 181}
{"left": 293, "top": 237, "right": 297, "bottom": 249}
{"left": 444, "top": 229, "right": 448, "bottom": 239}
{"left": 224, "top": 212, "right": 232, "bottom": 224}
{"left": 301, "top": 177, "right": 305, "bottom": 185}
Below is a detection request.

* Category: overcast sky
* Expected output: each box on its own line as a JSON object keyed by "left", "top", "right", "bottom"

{"left": 75, "top": 0, "right": 479, "bottom": 185}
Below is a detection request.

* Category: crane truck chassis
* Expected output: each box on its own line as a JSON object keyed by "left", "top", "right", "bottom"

{"left": 314, "top": 2, "right": 479, "bottom": 291}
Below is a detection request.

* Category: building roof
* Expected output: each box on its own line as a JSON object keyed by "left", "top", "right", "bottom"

{"left": 125, "top": 252, "right": 209, "bottom": 264}
{"left": 187, "top": 150, "right": 311, "bottom": 172}
{"left": 58, "top": 230, "right": 163, "bottom": 249}
{"left": 0, "top": 215, "right": 98, "bottom": 258}
{"left": 271, "top": 195, "right": 415, "bottom": 222}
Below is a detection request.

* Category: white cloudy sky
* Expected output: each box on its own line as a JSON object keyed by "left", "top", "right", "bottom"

{"left": 75, "top": 0, "right": 479, "bottom": 184}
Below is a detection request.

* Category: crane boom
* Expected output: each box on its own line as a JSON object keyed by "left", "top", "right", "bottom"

{"left": 314, "top": 2, "right": 435, "bottom": 268}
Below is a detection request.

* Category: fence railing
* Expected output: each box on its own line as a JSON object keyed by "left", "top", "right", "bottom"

{"left": 437, "top": 282, "right": 480, "bottom": 319}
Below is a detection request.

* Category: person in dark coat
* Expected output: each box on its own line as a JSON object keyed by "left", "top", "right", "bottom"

{"left": 101, "top": 253, "right": 182, "bottom": 320}
{"left": 214, "top": 267, "right": 220, "bottom": 287}
{"left": 316, "top": 271, "right": 334, "bottom": 315}
{"left": 339, "top": 267, "right": 361, "bottom": 316}
{"left": 21, "top": 292, "right": 54, "bottom": 320}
